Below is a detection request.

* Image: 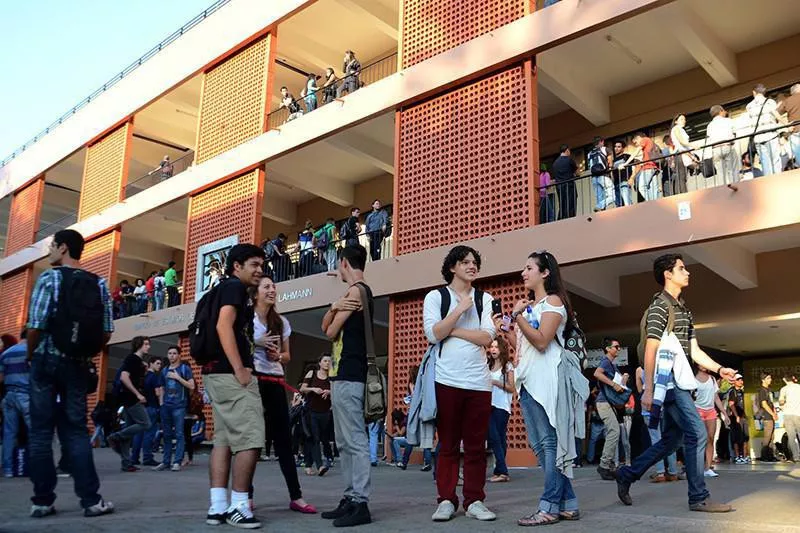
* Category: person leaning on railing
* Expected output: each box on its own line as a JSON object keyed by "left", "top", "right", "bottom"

{"left": 337, "top": 51, "right": 361, "bottom": 98}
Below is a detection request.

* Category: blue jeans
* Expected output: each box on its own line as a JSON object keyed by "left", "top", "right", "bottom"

{"left": 757, "top": 138, "right": 782, "bottom": 176}
{"left": 618, "top": 182, "right": 633, "bottom": 206}
{"left": 161, "top": 405, "right": 186, "bottom": 466}
{"left": 111, "top": 403, "right": 151, "bottom": 468}
{"left": 155, "top": 290, "right": 165, "bottom": 310}
{"left": 390, "top": 436, "right": 413, "bottom": 464}
{"left": 488, "top": 407, "right": 510, "bottom": 475}
{"left": 29, "top": 353, "right": 102, "bottom": 508}
{"left": 519, "top": 386, "right": 578, "bottom": 514}
{"left": 643, "top": 413, "right": 677, "bottom": 475}
{"left": 368, "top": 421, "right": 383, "bottom": 463}
{"left": 618, "top": 386, "right": 709, "bottom": 505}
{"left": 586, "top": 421, "right": 605, "bottom": 463}
{"left": 2, "top": 390, "right": 31, "bottom": 475}
{"left": 637, "top": 169, "right": 660, "bottom": 201}
{"left": 131, "top": 406, "right": 160, "bottom": 463}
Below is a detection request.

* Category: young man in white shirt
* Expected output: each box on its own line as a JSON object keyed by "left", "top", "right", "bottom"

{"left": 779, "top": 375, "right": 800, "bottom": 462}
{"left": 706, "top": 105, "right": 739, "bottom": 186}
{"left": 423, "top": 246, "right": 496, "bottom": 522}
{"left": 746, "top": 84, "right": 785, "bottom": 176}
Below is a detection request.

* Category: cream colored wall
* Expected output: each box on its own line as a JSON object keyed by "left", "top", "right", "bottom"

{"left": 539, "top": 33, "right": 800, "bottom": 155}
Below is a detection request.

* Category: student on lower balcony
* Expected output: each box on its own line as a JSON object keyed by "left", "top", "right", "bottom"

{"left": 706, "top": 105, "right": 739, "bottom": 186}
{"left": 281, "top": 86, "right": 303, "bottom": 123}
{"left": 265, "top": 234, "right": 290, "bottom": 282}
{"left": 298, "top": 221, "right": 315, "bottom": 277}
{"left": 747, "top": 84, "right": 784, "bottom": 176}
{"left": 631, "top": 132, "right": 661, "bottom": 202}
{"left": 314, "top": 218, "right": 337, "bottom": 272}
{"left": 670, "top": 115, "right": 693, "bottom": 195}
{"left": 304, "top": 73, "right": 320, "bottom": 112}
{"left": 538, "top": 163, "right": 556, "bottom": 223}
{"left": 551, "top": 145, "right": 577, "bottom": 220}
{"left": 611, "top": 140, "right": 635, "bottom": 207}
{"left": 364, "top": 200, "right": 388, "bottom": 262}
{"left": 337, "top": 51, "right": 361, "bottom": 98}
{"left": 322, "top": 68, "right": 338, "bottom": 105}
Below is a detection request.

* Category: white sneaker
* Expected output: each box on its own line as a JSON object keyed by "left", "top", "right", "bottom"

{"left": 704, "top": 469, "right": 719, "bottom": 478}
{"left": 171, "top": 463, "right": 181, "bottom": 472}
{"left": 466, "top": 501, "right": 496, "bottom": 521}
{"left": 432, "top": 500, "right": 456, "bottom": 522}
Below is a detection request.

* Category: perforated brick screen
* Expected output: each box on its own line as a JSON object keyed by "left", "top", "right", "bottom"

{"left": 396, "top": 66, "right": 533, "bottom": 255}
{"left": 195, "top": 34, "right": 274, "bottom": 164}
{"left": 0, "top": 268, "right": 33, "bottom": 335}
{"left": 390, "top": 275, "right": 532, "bottom": 451}
{"left": 5, "top": 177, "right": 45, "bottom": 256}
{"left": 401, "top": 0, "right": 532, "bottom": 68}
{"left": 183, "top": 169, "right": 264, "bottom": 303}
{"left": 79, "top": 123, "right": 132, "bottom": 221}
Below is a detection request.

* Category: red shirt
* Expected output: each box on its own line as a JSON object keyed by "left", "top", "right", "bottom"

{"left": 145, "top": 277, "right": 156, "bottom": 296}
{"left": 639, "top": 137, "right": 658, "bottom": 170}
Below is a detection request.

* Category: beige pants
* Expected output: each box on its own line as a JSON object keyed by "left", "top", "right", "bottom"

{"left": 597, "top": 401, "right": 620, "bottom": 469}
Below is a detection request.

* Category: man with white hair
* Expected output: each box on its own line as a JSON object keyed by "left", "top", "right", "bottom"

{"left": 777, "top": 84, "right": 800, "bottom": 169}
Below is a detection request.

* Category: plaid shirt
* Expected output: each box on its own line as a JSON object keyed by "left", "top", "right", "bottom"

{"left": 27, "top": 267, "right": 114, "bottom": 358}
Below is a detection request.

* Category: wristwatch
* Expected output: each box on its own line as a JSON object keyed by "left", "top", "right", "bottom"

{"left": 511, "top": 310, "right": 522, "bottom": 321}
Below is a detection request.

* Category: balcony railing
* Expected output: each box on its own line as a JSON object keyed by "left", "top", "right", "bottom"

{"left": 34, "top": 211, "right": 79, "bottom": 242}
{"left": 0, "top": 0, "right": 231, "bottom": 168}
{"left": 539, "top": 120, "right": 800, "bottom": 224}
{"left": 267, "top": 52, "right": 398, "bottom": 130}
{"left": 267, "top": 230, "right": 394, "bottom": 283}
{"left": 124, "top": 150, "right": 195, "bottom": 199}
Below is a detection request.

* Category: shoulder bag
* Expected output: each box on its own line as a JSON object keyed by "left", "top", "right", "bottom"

{"left": 355, "top": 283, "right": 387, "bottom": 422}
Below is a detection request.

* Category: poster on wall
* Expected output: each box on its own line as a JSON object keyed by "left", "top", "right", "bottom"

{"left": 195, "top": 235, "right": 239, "bottom": 302}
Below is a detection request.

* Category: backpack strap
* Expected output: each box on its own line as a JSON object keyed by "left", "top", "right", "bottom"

{"left": 353, "top": 283, "right": 376, "bottom": 365}
{"left": 657, "top": 292, "right": 676, "bottom": 335}
{"left": 474, "top": 289, "right": 484, "bottom": 322}
{"left": 438, "top": 286, "right": 450, "bottom": 320}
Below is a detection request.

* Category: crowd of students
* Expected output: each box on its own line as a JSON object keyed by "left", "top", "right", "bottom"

{"left": 111, "top": 261, "right": 181, "bottom": 319}
{"left": 8, "top": 225, "right": 800, "bottom": 530}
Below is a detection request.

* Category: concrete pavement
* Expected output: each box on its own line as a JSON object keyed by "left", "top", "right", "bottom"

{"left": 1, "top": 448, "right": 799, "bottom": 532}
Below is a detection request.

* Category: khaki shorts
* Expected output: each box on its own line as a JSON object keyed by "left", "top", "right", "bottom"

{"left": 204, "top": 374, "right": 264, "bottom": 454}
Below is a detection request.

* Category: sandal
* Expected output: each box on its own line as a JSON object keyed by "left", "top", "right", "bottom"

{"left": 489, "top": 474, "right": 510, "bottom": 483}
{"left": 559, "top": 510, "right": 580, "bottom": 521}
{"left": 518, "top": 511, "right": 560, "bottom": 527}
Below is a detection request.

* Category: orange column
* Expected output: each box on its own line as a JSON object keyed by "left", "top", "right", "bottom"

{"left": 390, "top": 0, "right": 539, "bottom": 467}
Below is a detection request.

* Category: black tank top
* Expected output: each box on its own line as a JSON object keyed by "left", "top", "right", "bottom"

{"left": 335, "top": 282, "right": 373, "bottom": 383}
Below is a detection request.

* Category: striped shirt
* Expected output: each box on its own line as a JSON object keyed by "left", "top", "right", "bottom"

{"left": 0, "top": 341, "right": 29, "bottom": 392}
{"left": 645, "top": 291, "right": 695, "bottom": 366}
{"left": 27, "top": 267, "right": 114, "bottom": 358}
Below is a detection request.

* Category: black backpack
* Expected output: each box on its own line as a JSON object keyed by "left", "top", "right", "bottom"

{"left": 188, "top": 283, "right": 223, "bottom": 365}
{"left": 589, "top": 147, "right": 609, "bottom": 177}
{"left": 50, "top": 267, "right": 106, "bottom": 359}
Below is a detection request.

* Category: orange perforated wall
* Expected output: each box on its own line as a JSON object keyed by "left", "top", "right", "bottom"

{"left": 178, "top": 335, "right": 214, "bottom": 439}
{"left": 182, "top": 169, "right": 264, "bottom": 303}
{"left": 395, "top": 65, "right": 534, "bottom": 255}
{"left": 0, "top": 268, "right": 34, "bottom": 336}
{"left": 78, "top": 122, "right": 133, "bottom": 221}
{"left": 5, "top": 177, "right": 45, "bottom": 257}
{"left": 195, "top": 34, "right": 275, "bottom": 164}
{"left": 81, "top": 230, "right": 121, "bottom": 428}
{"left": 400, "top": 0, "right": 533, "bottom": 68}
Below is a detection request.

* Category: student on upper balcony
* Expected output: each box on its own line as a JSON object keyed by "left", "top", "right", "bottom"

{"left": 281, "top": 86, "right": 303, "bottom": 123}
{"left": 337, "top": 51, "right": 361, "bottom": 98}
{"left": 747, "top": 84, "right": 784, "bottom": 177}
{"left": 706, "top": 105, "right": 739, "bottom": 186}
{"left": 322, "top": 68, "right": 338, "bottom": 105}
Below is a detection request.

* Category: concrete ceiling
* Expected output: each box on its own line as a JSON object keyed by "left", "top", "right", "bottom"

{"left": 133, "top": 74, "right": 202, "bottom": 151}
{"left": 537, "top": 0, "right": 800, "bottom": 125}
{"left": 272, "top": 0, "right": 399, "bottom": 108}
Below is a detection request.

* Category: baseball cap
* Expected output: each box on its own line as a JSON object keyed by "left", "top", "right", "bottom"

{"left": 734, "top": 373, "right": 743, "bottom": 380}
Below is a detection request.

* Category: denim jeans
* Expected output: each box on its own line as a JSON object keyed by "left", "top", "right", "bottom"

{"left": 90, "top": 425, "right": 106, "bottom": 447}
{"left": 592, "top": 175, "right": 615, "bottom": 210}
{"left": 487, "top": 407, "right": 510, "bottom": 475}
{"left": 29, "top": 353, "right": 103, "bottom": 508}
{"left": 390, "top": 436, "right": 413, "bottom": 464}
{"left": 790, "top": 134, "right": 800, "bottom": 169}
{"left": 161, "top": 405, "right": 186, "bottom": 466}
{"left": 637, "top": 169, "right": 660, "bottom": 201}
{"left": 539, "top": 194, "right": 556, "bottom": 223}
{"left": 757, "top": 138, "right": 782, "bottom": 176}
{"left": 2, "top": 390, "right": 31, "bottom": 475}
{"left": 586, "top": 421, "right": 605, "bottom": 463}
{"left": 713, "top": 145, "right": 740, "bottom": 185}
{"left": 618, "top": 182, "right": 633, "bottom": 206}
{"left": 111, "top": 403, "right": 151, "bottom": 468}
{"left": 155, "top": 290, "right": 165, "bottom": 311}
{"left": 519, "top": 386, "right": 578, "bottom": 514}
{"left": 368, "top": 420, "right": 383, "bottom": 463}
{"left": 618, "top": 386, "right": 709, "bottom": 505}
{"left": 643, "top": 413, "right": 677, "bottom": 475}
{"left": 131, "top": 405, "right": 160, "bottom": 463}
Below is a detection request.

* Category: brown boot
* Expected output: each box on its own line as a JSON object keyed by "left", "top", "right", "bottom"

{"left": 689, "top": 499, "right": 733, "bottom": 513}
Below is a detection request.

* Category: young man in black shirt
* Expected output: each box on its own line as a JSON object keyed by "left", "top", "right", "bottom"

{"left": 342, "top": 207, "right": 361, "bottom": 247}
{"left": 108, "top": 336, "right": 153, "bottom": 473}
{"left": 131, "top": 356, "right": 163, "bottom": 467}
{"left": 758, "top": 373, "right": 778, "bottom": 461}
{"left": 616, "top": 254, "right": 736, "bottom": 513}
{"left": 203, "top": 244, "right": 266, "bottom": 529}
{"left": 320, "top": 244, "right": 374, "bottom": 527}
{"left": 551, "top": 144, "right": 578, "bottom": 219}
{"left": 727, "top": 374, "right": 750, "bottom": 463}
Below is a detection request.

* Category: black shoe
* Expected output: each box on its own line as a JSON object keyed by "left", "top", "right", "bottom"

{"left": 421, "top": 463, "right": 432, "bottom": 472}
{"left": 319, "top": 465, "right": 330, "bottom": 477}
{"left": 142, "top": 459, "right": 159, "bottom": 467}
{"left": 225, "top": 505, "right": 261, "bottom": 529}
{"left": 399, "top": 463, "right": 408, "bottom": 471}
{"left": 131, "top": 460, "right": 141, "bottom": 466}
{"left": 121, "top": 465, "right": 139, "bottom": 473}
{"left": 597, "top": 466, "right": 615, "bottom": 481}
{"left": 333, "top": 502, "right": 371, "bottom": 527}
{"left": 322, "top": 499, "right": 354, "bottom": 520}
{"left": 614, "top": 469, "right": 632, "bottom": 506}
{"left": 206, "top": 512, "right": 226, "bottom": 525}
{"left": 370, "top": 462, "right": 378, "bottom": 467}
{"left": 84, "top": 499, "right": 115, "bottom": 517}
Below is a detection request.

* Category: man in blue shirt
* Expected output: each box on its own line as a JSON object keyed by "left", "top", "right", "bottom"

{"left": 156, "top": 345, "right": 194, "bottom": 472}
{"left": 364, "top": 199, "right": 389, "bottom": 262}
{"left": 26, "top": 229, "right": 114, "bottom": 518}
{"left": 593, "top": 338, "right": 627, "bottom": 481}
{"left": 0, "top": 331, "right": 30, "bottom": 477}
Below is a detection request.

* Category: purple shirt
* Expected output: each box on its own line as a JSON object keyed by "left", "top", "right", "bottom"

{"left": 539, "top": 171, "right": 552, "bottom": 198}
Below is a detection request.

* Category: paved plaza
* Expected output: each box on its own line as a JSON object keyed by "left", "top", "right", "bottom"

{"left": 1, "top": 448, "right": 799, "bottom": 532}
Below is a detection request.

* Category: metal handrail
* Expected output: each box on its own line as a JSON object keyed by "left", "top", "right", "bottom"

{"left": 34, "top": 211, "right": 79, "bottom": 242}
{"left": 0, "top": 0, "right": 231, "bottom": 168}
{"left": 267, "top": 52, "right": 398, "bottom": 130}
{"left": 124, "top": 150, "right": 195, "bottom": 198}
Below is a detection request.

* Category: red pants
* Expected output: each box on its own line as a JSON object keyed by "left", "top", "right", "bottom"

{"left": 435, "top": 382, "right": 492, "bottom": 509}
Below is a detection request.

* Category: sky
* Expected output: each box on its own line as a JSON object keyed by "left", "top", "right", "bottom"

{"left": 0, "top": 0, "right": 212, "bottom": 161}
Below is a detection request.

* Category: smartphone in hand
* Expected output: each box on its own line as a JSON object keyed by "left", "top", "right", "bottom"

{"left": 491, "top": 298, "right": 503, "bottom": 316}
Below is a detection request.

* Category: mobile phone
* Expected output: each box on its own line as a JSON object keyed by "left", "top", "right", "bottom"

{"left": 501, "top": 315, "right": 512, "bottom": 332}
{"left": 491, "top": 298, "right": 503, "bottom": 316}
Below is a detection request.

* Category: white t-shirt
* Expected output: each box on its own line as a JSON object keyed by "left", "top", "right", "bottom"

{"left": 491, "top": 363, "right": 513, "bottom": 413}
{"left": 423, "top": 287, "right": 496, "bottom": 392}
{"left": 133, "top": 285, "right": 146, "bottom": 296}
{"left": 706, "top": 116, "right": 736, "bottom": 145}
{"left": 747, "top": 95, "right": 780, "bottom": 144}
{"left": 253, "top": 314, "right": 291, "bottom": 376}
{"left": 779, "top": 382, "right": 800, "bottom": 416}
{"left": 513, "top": 296, "right": 566, "bottom": 428}
{"left": 693, "top": 375, "right": 718, "bottom": 410}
